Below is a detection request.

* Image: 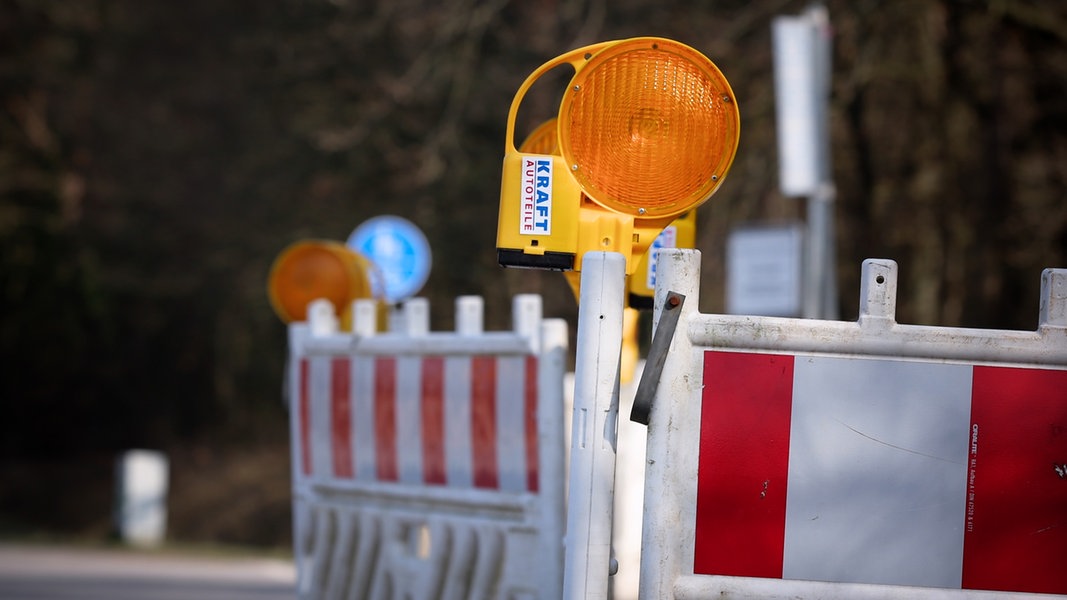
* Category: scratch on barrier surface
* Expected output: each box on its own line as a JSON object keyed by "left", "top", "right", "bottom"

{"left": 832, "top": 418, "right": 964, "bottom": 466}
{"left": 1032, "top": 520, "right": 1065, "bottom": 536}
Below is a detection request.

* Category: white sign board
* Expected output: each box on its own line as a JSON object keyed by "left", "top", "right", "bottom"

{"left": 773, "top": 7, "right": 831, "bottom": 197}
{"left": 726, "top": 225, "right": 803, "bottom": 317}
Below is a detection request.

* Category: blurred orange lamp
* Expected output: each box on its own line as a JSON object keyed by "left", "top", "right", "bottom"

{"left": 267, "top": 239, "right": 374, "bottom": 326}
{"left": 496, "top": 37, "right": 739, "bottom": 275}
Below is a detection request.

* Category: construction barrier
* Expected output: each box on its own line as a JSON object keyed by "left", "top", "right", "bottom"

{"left": 288, "top": 294, "right": 568, "bottom": 600}
{"left": 638, "top": 249, "right": 1067, "bottom": 599}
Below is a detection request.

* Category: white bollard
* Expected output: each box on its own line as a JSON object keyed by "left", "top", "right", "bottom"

{"left": 114, "top": 449, "right": 169, "bottom": 547}
{"left": 563, "top": 252, "right": 626, "bottom": 600}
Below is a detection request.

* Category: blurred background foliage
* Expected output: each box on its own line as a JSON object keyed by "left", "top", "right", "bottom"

{"left": 1, "top": 0, "right": 1065, "bottom": 546}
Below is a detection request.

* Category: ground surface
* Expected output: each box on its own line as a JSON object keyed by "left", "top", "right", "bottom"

{"left": 0, "top": 542, "right": 295, "bottom": 600}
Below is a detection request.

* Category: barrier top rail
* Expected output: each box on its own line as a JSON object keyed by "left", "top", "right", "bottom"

{"left": 294, "top": 294, "right": 548, "bottom": 357}
{"left": 639, "top": 249, "right": 1066, "bottom": 600}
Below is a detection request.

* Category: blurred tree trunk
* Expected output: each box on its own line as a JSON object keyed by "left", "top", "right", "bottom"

{"left": 833, "top": 0, "right": 1067, "bottom": 328}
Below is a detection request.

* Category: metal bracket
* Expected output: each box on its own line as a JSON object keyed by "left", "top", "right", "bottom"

{"left": 629, "top": 291, "right": 685, "bottom": 425}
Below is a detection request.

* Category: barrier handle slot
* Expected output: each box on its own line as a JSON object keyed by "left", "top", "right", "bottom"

{"left": 630, "top": 290, "right": 685, "bottom": 425}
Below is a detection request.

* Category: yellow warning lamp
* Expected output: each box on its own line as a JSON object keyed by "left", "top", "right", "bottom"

{"left": 267, "top": 240, "right": 375, "bottom": 328}
{"left": 628, "top": 209, "right": 697, "bottom": 308}
{"left": 496, "top": 37, "right": 739, "bottom": 276}
{"left": 621, "top": 211, "right": 696, "bottom": 382}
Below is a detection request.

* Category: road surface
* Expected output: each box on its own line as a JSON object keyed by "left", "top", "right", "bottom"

{"left": 0, "top": 543, "right": 295, "bottom": 600}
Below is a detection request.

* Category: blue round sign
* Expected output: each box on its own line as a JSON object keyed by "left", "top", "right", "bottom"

{"left": 346, "top": 216, "right": 432, "bottom": 303}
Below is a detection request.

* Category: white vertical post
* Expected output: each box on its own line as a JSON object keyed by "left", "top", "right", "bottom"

{"left": 563, "top": 252, "right": 626, "bottom": 600}
{"left": 352, "top": 299, "right": 378, "bottom": 336}
{"left": 540, "top": 317, "right": 570, "bottom": 598}
{"left": 774, "top": 3, "right": 837, "bottom": 320}
{"left": 638, "top": 249, "right": 702, "bottom": 600}
{"left": 858, "top": 259, "right": 898, "bottom": 326}
{"left": 308, "top": 298, "right": 338, "bottom": 336}
{"left": 455, "top": 295, "right": 484, "bottom": 336}
{"left": 114, "top": 449, "right": 169, "bottom": 547}
{"left": 513, "top": 293, "right": 543, "bottom": 352}
{"left": 1040, "top": 268, "right": 1067, "bottom": 329}
{"left": 403, "top": 298, "right": 429, "bottom": 336}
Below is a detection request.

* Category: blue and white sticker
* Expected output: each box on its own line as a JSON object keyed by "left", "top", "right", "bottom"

{"left": 646, "top": 225, "right": 678, "bottom": 289}
{"left": 519, "top": 155, "right": 552, "bottom": 236}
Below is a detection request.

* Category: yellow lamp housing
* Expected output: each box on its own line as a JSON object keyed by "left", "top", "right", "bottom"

{"left": 628, "top": 210, "right": 697, "bottom": 308}
{"left": 267, "top": 239, "right": 375, "bottom": 327}
{"left": 496, "top": 37, "right": 739, "bottom": 275}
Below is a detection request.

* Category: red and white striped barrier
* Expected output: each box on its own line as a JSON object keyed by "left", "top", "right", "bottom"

{"left": 638, "top": 250, "right": 1067, "bottom": 599}
{"left": 288, "top": 294, "right": 568, "bottom": 600}
{"left": 294, "top": 352, "right": 541, "bottom": 492}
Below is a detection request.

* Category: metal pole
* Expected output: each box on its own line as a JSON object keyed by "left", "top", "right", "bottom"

{"left": 563, "top": 251, "right": 626, "bottom": 600}
{"left": 805, "top": 182, "right": 837, "bottom": 320}
{"left": 816, "top": 183, "right": 839, "bottom": 320}
{"left": 775, "top": 3, "right": 837, "bottom": 320}
{"left": 810, "top": 4, "right": 838, "bottom": 320}
{"left": 803, "top": 191, "right": 827, "bottom": 320}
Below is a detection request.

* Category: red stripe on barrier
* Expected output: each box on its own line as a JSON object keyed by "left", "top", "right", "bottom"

{"left": 525, "top": 356, "right": 539, "bottom": 493}
{"left": 694, "top": 351, "right": 794, "bottom": 578}
{"left": 421, "top": 356, "right": 447, "bottom": 485}
{"left": 330, "top": 358, "right": 353, "bottom": 478}
{"left": 962, "top": 366, "right": 1067, "bottom": 595}
{"left": 471, "top": 356, "right": 499, "bottom": 489}
{"left": 374, "top": 357, "right": 398, "bottom": 482}
{"left": 299, "top": 358, "right": 312, "bottom": 476}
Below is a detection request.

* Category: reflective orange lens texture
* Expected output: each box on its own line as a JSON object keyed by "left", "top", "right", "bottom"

{"left": 560, "top": 40, "right": 739, "bottom": 218}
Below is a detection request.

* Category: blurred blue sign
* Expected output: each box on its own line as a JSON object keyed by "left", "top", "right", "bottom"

{"left": 346, "top": 216, "right": 431, "bottom": 303}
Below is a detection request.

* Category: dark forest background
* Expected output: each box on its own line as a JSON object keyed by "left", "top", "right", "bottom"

{"left": 2, "top": 0, "right": 1065, "bottom": 547}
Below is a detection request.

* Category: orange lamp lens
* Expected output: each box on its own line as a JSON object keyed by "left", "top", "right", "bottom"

{"left": 267, "top": 240, "right": 371, "bottom": 323}
{"left": 559, "top": 38, "right": 739, "bottom": 218}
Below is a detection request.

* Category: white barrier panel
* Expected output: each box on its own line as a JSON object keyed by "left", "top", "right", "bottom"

{"left": 289, "top": 294, "right": 568, "bottom": 600}
{"left": 640, "top": 250, "right": 1067, "bottom": 599}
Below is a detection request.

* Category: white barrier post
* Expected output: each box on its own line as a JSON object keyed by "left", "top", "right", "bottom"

{"left": 352, "top": 298, "right": 378, "bottom": 336}
{"left": 403, "top": 297, "right": 430, "bottom": 336}
{"left": 114, "top": 449, "right": 169, "bottom": 547}
{"left": 540, "top": 316, "right": 570, "bottom": 596}
{"left": 564, "top": 251, "right": 626, "bottom": 600}
{"left": 308, "top": 298, "right": 338, "bottom": 337}
{"left": 639, "top": 249, "right": 702, "bottom": 600}
{"left": 1041, "top": 268, "right": 1067, "bottom": 328}
{"left": 456, "top": 295, "right": 484, "bottom": 336}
